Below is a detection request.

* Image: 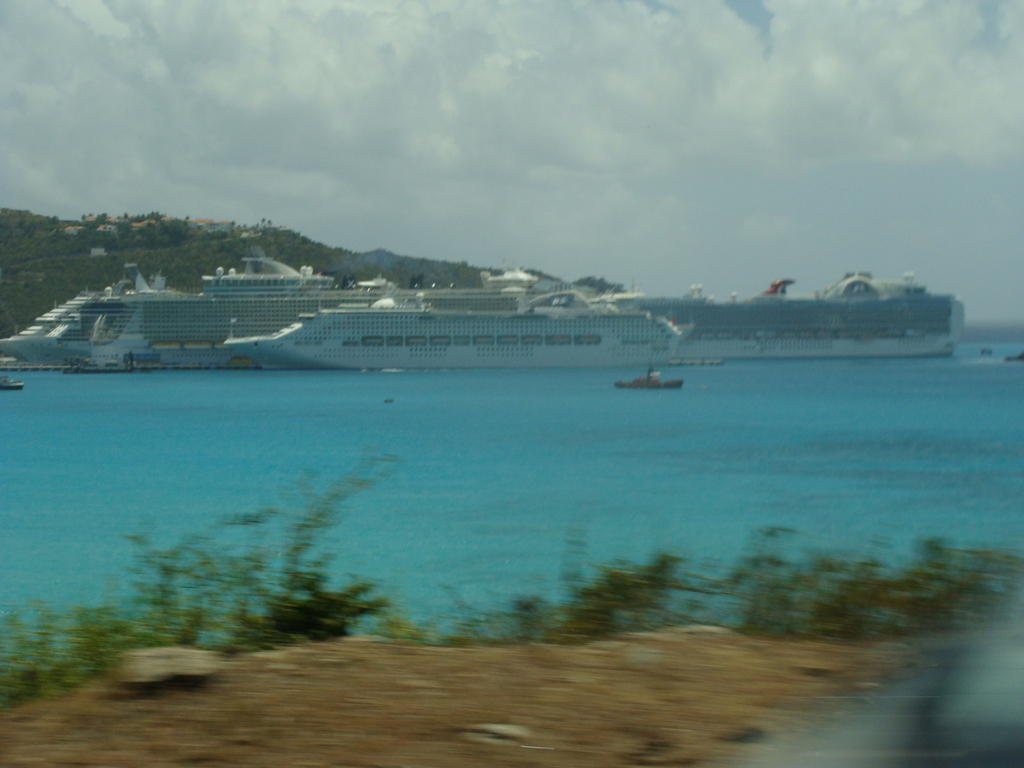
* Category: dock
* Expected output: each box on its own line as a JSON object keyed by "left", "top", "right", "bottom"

{"left": 0, "top": 363, "right": 63, "bottom": 372}
{"left": 0, "top": 361, "right": 260, "bottom": 372}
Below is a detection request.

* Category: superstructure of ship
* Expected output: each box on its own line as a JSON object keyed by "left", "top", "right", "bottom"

{"left": 224, "top": 290, "right": 687, "bottom": 370}
{"left": 639, "top": 273, "right": 963, "bottom": 359}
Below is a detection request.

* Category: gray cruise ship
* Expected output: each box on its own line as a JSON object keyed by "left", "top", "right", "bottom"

{"left": 639, "top": 273, "right": 963, "bottom": 359}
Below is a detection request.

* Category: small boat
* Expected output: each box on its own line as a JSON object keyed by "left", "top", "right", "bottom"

{"left": 0, "top": 375, "right": 25, "bottom": 390}
{"left": 614, "top": 366, "right": 683, "bottom": 389}
{"left": 1005, "top": 350, "right": 1024, "bottom": 362}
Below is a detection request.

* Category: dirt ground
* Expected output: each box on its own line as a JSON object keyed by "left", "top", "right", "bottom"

{"left": 0, "top": 627, "right": 911, "bottom": 768}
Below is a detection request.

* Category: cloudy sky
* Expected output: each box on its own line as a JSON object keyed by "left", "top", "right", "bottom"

{"left": 2, "top": 0, "right": 1022, "bottom": 319}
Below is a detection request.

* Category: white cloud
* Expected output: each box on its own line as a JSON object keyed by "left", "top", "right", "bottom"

{"left": 54, "top": 0, "right": 129, "bottom": 38}
{"left": 27, "top": 0, "right": 1019, "bottom": 175}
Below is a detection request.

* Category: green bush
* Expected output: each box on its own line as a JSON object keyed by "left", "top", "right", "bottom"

{"left": 727, "top": 529, "right": 1021, "bottom": 638}
{"left": 443, "top": 552, "right": 713, "bottom": 644}
{"left": 444, "top": 532, "right": 1021, "bottom": 645}
{"left": 556, "top": 553, "right": 690, "bottom": 639}
{"left": 124, "top": 452, "right": 398, "bottom": 649}
{"left": 0, "top": 603, "right": 143, "bottom": 708}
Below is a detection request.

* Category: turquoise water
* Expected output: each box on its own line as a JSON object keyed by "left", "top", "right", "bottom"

{"left": 3, "top": 344, "right": 1024, "bottom": 618}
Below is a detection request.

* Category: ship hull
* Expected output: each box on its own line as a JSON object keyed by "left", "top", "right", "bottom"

{"left": 0, "top": 336, "right": 91, "bottom": 364}
{"left": 226, "top": 339, "right": 678, "bottom": 369}
{"left": 0, "top": 336, "right": 243, "bottom": 367}
{"left": 674, "top": 335, "right": 956, "bottom": 359}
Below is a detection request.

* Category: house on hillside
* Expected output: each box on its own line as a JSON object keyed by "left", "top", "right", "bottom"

{"left": 188, "top": 218, "right": 233, "bottom": 232}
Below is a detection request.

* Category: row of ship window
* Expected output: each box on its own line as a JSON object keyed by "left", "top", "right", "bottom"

{"left": 690, "top": 330, "right": 944, "bottom": 341}
{"left": 328, "top": 333, "right": 606, "bottom": 347}
{"left": 322, "top": 318, "right": 645, "bottom": 329}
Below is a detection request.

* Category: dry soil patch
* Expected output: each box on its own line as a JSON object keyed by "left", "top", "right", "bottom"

{"left": 0, "top": 630, "right": 909, "bottom": 768}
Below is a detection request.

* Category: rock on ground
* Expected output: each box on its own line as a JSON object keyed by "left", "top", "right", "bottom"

{"left": 117, "top": 647, "right": 221, "bottom": 688}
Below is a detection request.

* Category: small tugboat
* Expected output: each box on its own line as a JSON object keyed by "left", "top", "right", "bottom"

{"left": 614, "top": 365, "right": 683, "bottom": 389}
{"left": 0, "top": 375, "right": 25, "bottom": 390}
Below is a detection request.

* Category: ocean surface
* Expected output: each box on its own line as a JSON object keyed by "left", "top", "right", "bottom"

{"left": 3, "top": 343, "right": 1024, "bottom": 620}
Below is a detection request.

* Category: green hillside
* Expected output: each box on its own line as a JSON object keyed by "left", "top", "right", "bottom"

{"left": 0, "top": 209, "right": 494, "bottom": 339}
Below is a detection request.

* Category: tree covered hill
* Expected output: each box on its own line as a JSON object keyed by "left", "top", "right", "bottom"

{"left": 0, "top": 208, "right": 492, "bottom": 339}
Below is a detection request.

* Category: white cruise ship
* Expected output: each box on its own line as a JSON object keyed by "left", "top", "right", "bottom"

{"left": 224, "top": 291, "right": 688, "bottom": 369}
{"left": 0, "top": 250, "right": 548, "bottom": 367}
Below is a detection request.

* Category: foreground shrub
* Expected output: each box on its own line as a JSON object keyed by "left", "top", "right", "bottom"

{"left": 263, "top": 573, "right": 388, "bottom": 642}
{"left": 444, "top": 552, "right": 710, "bottom": 644}
{"left": 125, "top": 452, "right": 397, "bottom": 649}
{"left": 556, "top": 552, "right": 694, "bottom": 639}
{"left": 0, "top": 604, "right": 141, "bottom": 708}
{"left": 453, "top": 532, "right": 1021, "bottom": 645}
{"left": 727, "top": 529, "right": 1021, "bottom": 637}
